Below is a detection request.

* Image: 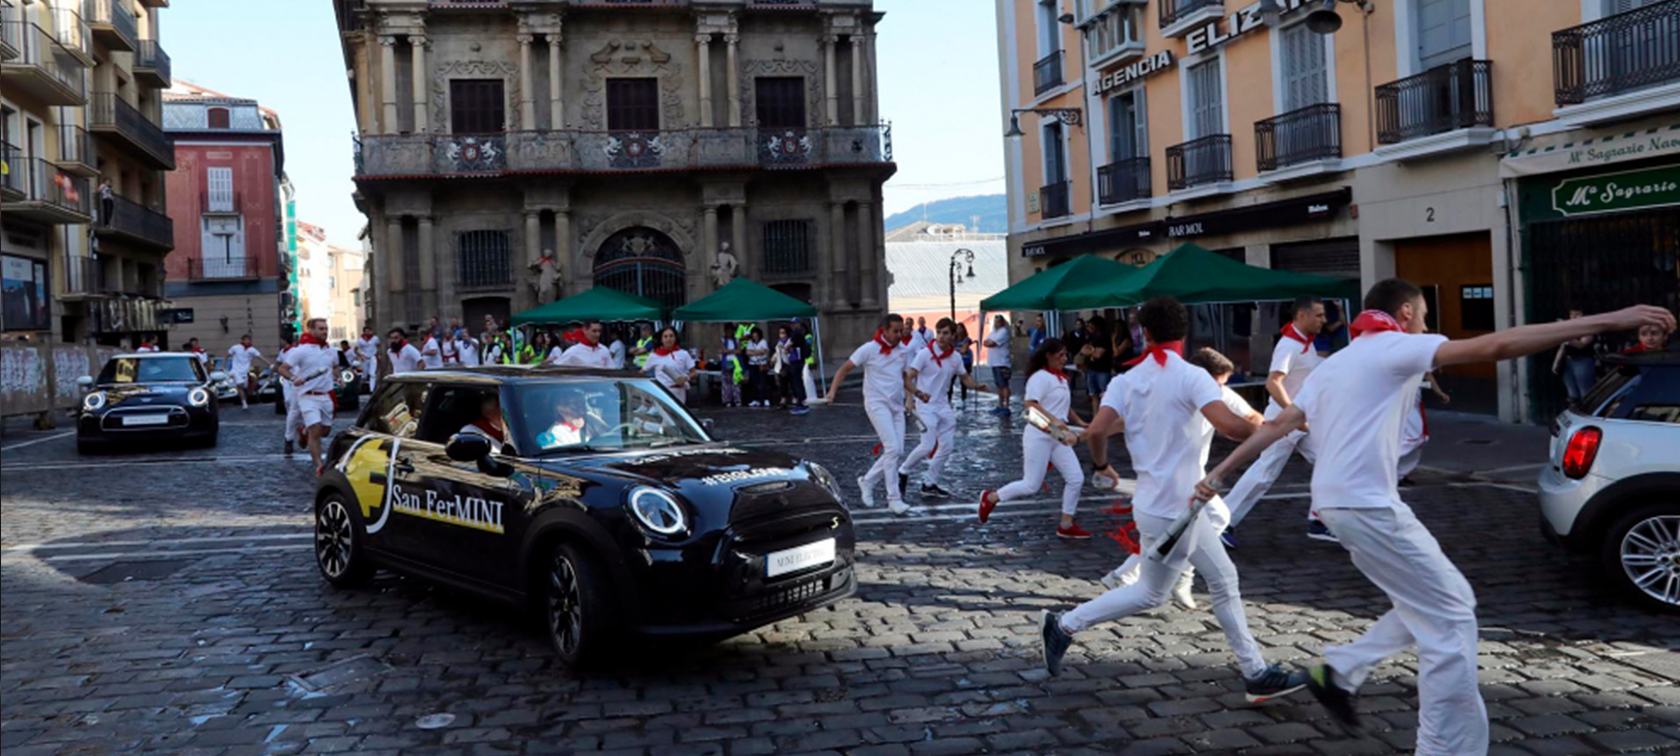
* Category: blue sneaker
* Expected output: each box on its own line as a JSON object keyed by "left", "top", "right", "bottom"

{"left": 790, "top": 405, "right": 810, "bottom": 416}
{"left": 1307, "top": 520, "right": 1339, "bottom": 543}
{"left": 1245, "top": 664, "right": 1309, "bottom": 703}
{"left": 1220, "top": 528, "right": 1237, "bottom": 549}
{"left": 1040, "top": 610, "right": 1073, "bottom": 677}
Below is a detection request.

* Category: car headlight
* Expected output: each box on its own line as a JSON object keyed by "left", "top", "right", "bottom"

{"left": 189, "top": 388, "right": 211, "bottom": 407}
{"left": 340, "top": 370, "right": 356, "bottom": 384}
{"left": 628, "top": 487, "right": 688, "bottom": 538}
{"left": 82, "top": 391, "right": 106, "bottom": 412}
{"left": 808, "top": 463, "right": 847, "bottom": 509}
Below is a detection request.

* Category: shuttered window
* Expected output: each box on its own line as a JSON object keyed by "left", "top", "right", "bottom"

{"left": 1107, "top": 88, "right": 1146, "bottom": 161}
{"left": 1416, "top": 0, "right": 1472, "bottom": 69}
{"left": 207, "top": 108, "right": 230, "bottom": 129}
{"left": 206, "top": 167, "right": 233, "bottom": 213}
{"left": 606, "top": 78, "right": 660, "bottom": 131}
{"left": 450, "top": 80, "right": 506, "bottom": 134}
{"left": 457, "top": 230, "right": 511, "bottom": 289}
{"left": 762, "top": 220, "right": 813, "bottom": 274}
{"left": 1187, "top": 58, "right": 1224, "bottom": 138}
{"left": 1281, "top": 24, "right": 1329, "bottom": 111}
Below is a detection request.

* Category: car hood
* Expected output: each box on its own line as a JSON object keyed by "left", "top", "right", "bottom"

{"left": 96, "top": 383, "right": 196, "bottom": 405}
{"left": 551, "top": 445, "right": 811, "bottom": 489}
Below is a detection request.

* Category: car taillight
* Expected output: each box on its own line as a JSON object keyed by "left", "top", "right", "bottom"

{"left": 1560, "top": 427, "right": 1602, "bottom": 480}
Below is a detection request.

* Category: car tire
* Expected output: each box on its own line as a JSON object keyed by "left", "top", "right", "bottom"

{"left": 314, "top": 493, "right": 374, "bottom": 588}
{"left": 544, "top": 542, "right": 618, "bottom": 670}
{"left": 1599, "top": 501, "right": 1680, "bottom": 614}
{"left": 75, "top": 437, "right": 98, "bottom": 455}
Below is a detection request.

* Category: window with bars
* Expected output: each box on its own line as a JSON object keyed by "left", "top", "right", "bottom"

{"left": 207, "top": 107, "right": 230, "bottom": 129}
{"left": 206, "top": 167, "right": 233, "bottom": 212}
{"left": 606, "top": 78, "right": 660, "bottom": 131}
{"left": 450, "top": 79, "right": 506, "bottom": 134}
{"left": 762, "top": 220, "right": 814, "bottom": 274}
{"left": 755, "top": 77, "right": 806, "bottom": 128}
{"left": 457, "top": 230, "right": 512, "bottom": 289}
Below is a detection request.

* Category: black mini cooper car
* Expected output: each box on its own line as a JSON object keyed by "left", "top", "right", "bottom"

{"left": 313, "top": 366, "right": 856, "bottom": 669}
{"left": 77, "top": 354, "right": 226, "bottom": 453}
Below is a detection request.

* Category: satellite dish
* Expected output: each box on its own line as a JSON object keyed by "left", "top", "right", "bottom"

{"left": 1306, "top": 0, "right": 1343, "bottom": 33}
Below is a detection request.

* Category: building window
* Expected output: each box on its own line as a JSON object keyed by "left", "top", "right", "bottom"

{"left": 1280, "top": 23, "right": 1329, "bottom": 111}
{"left": 200, "top": 216, "right": 247, "bottom": 277}
{"left": 1186, "top": 58, "right": 1224, "bottom": 138}
{"left": 1, "top": 255, "right": 50, "bottom": 332}
{"left": 1416, "top": 0, "right": 1472, "bottom": 70}
{"left": 457, "top": 230, "right": 512, "bottom": 289}
{"left": 206, "top": 166, "right": 234, "bottom": 213}
{"left": 762, "top": 220, "right": 813, "bottom": 274}
{"left": 1107, "top": 88, "right": 1147, "bottom": 161}
{"left": 207, "top": 107, "right": 230, "bottom": 129}
{"left": 450, "top": 80, "right": 506, "bottom": 134}
{"left": 1460, "top": 284, "right": 1495, "bottom": 332}
{"left": 1037, "top": 0, "right": 1061, "bottom": 56}
{"left": 606, "top": 78, "right": 660, "bottom": 131}
{"left": 755, "top": 77, "right": 806, "bottom": 128}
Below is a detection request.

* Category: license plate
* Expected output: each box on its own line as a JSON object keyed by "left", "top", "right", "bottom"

{"left": 123, "top": 414, "right": 169, "bottom": 426}
{"left": 766, "top": 538, "right": 835, "bottom": 578}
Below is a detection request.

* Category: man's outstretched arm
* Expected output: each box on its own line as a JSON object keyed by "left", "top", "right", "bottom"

{"left": 1195, "top": 405, "right": 1308, "bottom": 502}
{"left": 1435, "top": 305, "right": 1673, "bottom": 368}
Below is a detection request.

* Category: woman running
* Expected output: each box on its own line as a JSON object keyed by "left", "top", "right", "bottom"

{"left": 978, "top": 338, "right": 1090, "bottom": 539}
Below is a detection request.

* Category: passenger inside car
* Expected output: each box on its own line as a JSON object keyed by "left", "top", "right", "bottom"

{"left": 458, "top": 395, "right": 508, "bottom": 443}
{"left": 536, "top": 389, "right": 598, "bottom": 449}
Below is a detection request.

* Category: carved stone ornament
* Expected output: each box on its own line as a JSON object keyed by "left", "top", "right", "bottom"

{"left": 528, "top": 252, "right": 561, "bottom": 305}
{"left": 579, "top": 40, "right": 685, "bottom": 130}
{"left": 739, "top": 59, "right": 821, "bottom": 127}
{"left": 432, "top": 60, "right": 522, "bottom": 132}
{"left": 577, "top": 211, "right": 696, "bottom": 275}
{"left": 711, "top": 241, "right": 739, "bottom": 289}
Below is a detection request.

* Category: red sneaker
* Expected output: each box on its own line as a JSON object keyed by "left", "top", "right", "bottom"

{"left": 1057, "top": 523, "right": 1093, "bottom": 540}
{"left": 978, "top": 490, "right": 998, "bottom": 523}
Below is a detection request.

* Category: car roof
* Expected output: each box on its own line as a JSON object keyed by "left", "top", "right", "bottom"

{"left": 108, "top": 353, "right": 194, "bottom": 360}
{"left": 1602, "top": 352, "right": 1680, "bottom": 368}
{"left": 383, "top": 365, "right": 644, "bottom": 385}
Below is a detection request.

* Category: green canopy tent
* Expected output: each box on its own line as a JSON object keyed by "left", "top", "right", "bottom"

{"left": 1051, "top": 243, "right": 1356, "bottom": 310}
{"left": 510, "top": 286, "right": 666, "bottom": 327}
{"left": 979, "top": 254, "right": 1139, "bottom": 312}
{"left": 672, "top": 277, "right": 827, "bottom": 395}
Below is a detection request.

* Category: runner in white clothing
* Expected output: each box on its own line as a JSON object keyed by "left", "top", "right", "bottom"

{"left": 1221, "top": 297, "right": 1326, "bottom": 543}
{"left": 556, "top": 320, "right": 617, "bottom": 369}
{"left": 825, "top": 314, "right": 916, "bottom": 515}
{"left": 387, "top": 328, "right": 424, "bottom": 375}
{"left": 226, "top": 334, "right": 268, "bottom": 409}
{"left": 977, "top": 338, "right": 1089, "bottom": 538}
{"left": 1196, "top": 279, "right": 1673, "bottom": 754}
{"left": 1039, "top": 297, "right": 1304, "bottom": 706}
{"left": 278, "top": 318, "right": 341, "bottom": 474}
{"left": 421, "top": 334, "right": 443, "bottom": 369}
{"left": 899, "top": 318, "right": 991, "bottom": 498}
{"left": 355, "top": 327, "right": 381, "bottom": 390}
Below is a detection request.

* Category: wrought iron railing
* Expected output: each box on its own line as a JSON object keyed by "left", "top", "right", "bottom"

{"left": 0, "top": 141, "right": 23, "bottom": 196}
{"left": 188, "top": 255, "right": 263, "bottom": 281}
{"left": 1033, "top": 51, "right": 1064, "bottom": 96}
{"left": 83, "top": 0, "right": 136, "bottom": 50}
{"left": 17, "top": 157, "right": 92, "bottom": 215}
{"left": 58, "top": 124, "right": 95, "bottom": 169}
{"left": 201, "top": 190, "right": 242, "bottom": 214}
{"left": 1256, "top": 103, "right": 1342, "bottom": 172}
{"left": 1375, "top": 59, "right": 1493, "bottom": 144}
{"left": 63, "top": 253, "right": 103, "bottom": 295}
{"left": 134, "top": 39, "right": 170, "bottom": 85}
{"left": 1166, "top": 134, "right": 1233, "bottom": 191}
{"left": 89, "top": 92, "right": 175, "bottom": 168}
{"left": 1097, "top": 156, "right": 1150, "bottom": 205}
{"left": 99, "top": 193, "right": 173, "bottom": 249}
{"left": 1040, "top": 180, "right": 1071, "bottom": 219}
{"left": 1554, "top": 0, "right": 1680, "bottom": 105}
{"left": 1160, "top": 0, "right": 1221, "bottom": 29}
{"left": 3, "top": 21, "right": 88, "bottom": 100}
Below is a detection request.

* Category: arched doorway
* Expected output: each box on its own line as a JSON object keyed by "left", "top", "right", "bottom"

{"left": 592, "top": 227, "right": 686, "bottom": 310}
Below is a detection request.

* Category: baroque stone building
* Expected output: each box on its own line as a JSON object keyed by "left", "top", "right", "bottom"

{"left": 334, "top": 0, "right": 895, "bottom": 360}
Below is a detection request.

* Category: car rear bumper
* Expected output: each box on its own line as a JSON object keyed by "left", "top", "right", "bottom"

{"left": 1536, "top": 463, "right": 1612, "bottom": 552}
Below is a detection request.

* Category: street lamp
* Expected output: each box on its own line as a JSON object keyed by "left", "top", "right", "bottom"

{"left": 1305, "top": 0, "right": 1375, "bottom": 34}
{"left": 949, "top": 247, "right": 976, "bottom": 323}
{"left": 1004, "top": 108, "right": 1084, "bottom": 140}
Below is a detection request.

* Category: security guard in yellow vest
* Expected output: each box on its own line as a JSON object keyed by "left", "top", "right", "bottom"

{"left": 631, "top": 323, "right": 656, "bottom": 368}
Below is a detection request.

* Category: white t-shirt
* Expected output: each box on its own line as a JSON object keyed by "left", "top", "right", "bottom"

{"left": 189, "top": 350, "right": 210, "bottom": 366}
{"left": 747, "top": 339, "right": 770, "bottom": 367}
{"left": 1267, "top": 331, "right": 1325, "bottom": 415}
{"left": 558, "top": 342, "right": 617, "bottom": 369}
{"left": 609, "top": 340, "right": 627, "bottom": 369}
{"left": 908, "top": 344, "right": 967, "bottom": 409}
{"left": 389, "top": 343, "right": 423, "bottom": 374}
{"left": 985, "top": 327, "right": 1012, "bottom": 367}
{"left": 227, "top": 344, "right": 262, "bottom": 376}
{"left": 1293, "top": 331, "right": 1448, "bottom": 510}
{"left": 421, "top": 337, "right": 443, "bottom": 369}
{"left": 440, "top": 339, "right": 460, "bottom": 365}
{"left": 283, "top": 343, "right": 339, "bottom": 394}
{"left": 847, "top": 339, "right": 909, "bottom": 406}
{"left": 1198, "top": 386, "right": 1256, "bottom": 467}
{"left": 1101, "top": 352, "right": 1225, "bottom": 519}
{"left": 909, "top": 328, "right": 933, "bottom": 353}
{"left": 458, "top": 340, "right": 481, "bottom": 367}
{"left": 355, "top": 336, "right": 381, "bottom": 361}
{"left": 536, "top": 418, "right": 586, "bottom": 449}
{"left": 1023, "top": 368, "right": 1072, "bottom": 436}
{"left": 136, "top": 345, "right": 158, "bottom": 353}
{"left": 644, "top": 349, "right": 696, "bottom": 391}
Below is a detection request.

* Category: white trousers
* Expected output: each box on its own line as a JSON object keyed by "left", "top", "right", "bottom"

{"left": 996, "top": 429, "right": 1084, "bottom": 516}
{"left": 1317, "top": 505, "right": 1486, "bottom": 756}
{"left": 900, "top": 404, "right": 956, "bottom": 486}
{"left": 862, "top": 400, "right": 906, "bottom": 503}
{"left": 1064, "top": 507, "right": 1267, "bottom": 678}
{"left": 361, "top": 357, "right": 378, "bottom": 390}
{"left": 1226, "top": 427, "right": 1318, "bottom": 528}
{"left": 283, "top": 390, "right": 301, "bottom": 442}
{"left": 1112, "top": 496, "right": 1231, "bottom": 585}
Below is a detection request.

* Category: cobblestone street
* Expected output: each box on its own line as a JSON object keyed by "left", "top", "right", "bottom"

{"left": 2, "top": 399, "right": 1677, "bottom": 756}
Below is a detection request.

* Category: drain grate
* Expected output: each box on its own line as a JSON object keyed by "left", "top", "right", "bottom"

{"left": 78, "top": 559, "right": 197, "bottom": 584}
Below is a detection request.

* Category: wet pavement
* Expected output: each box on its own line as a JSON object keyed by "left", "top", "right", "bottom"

{"left": 2, "top": 396, "right": 1677, "bottom": 756}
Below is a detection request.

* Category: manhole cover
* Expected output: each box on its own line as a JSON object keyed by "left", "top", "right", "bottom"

{"left": 78, "top": 559, "right": 197, "bottom": 584}
{"left": 289, "top": 655, "right": 391, "bottom": 692}
{"left": 416, "top": 713, "right": 457, "bottom": 729}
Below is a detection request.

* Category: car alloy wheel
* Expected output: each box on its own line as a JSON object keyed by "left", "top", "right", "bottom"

{"left": 548, "top": 552, "right": 584, "bottom": 658}
{"left": 316, "top": 500, "right": 355, "bottom": 580}
{"left": 1621, "top": 514, "right": 1680, "bottom": 608}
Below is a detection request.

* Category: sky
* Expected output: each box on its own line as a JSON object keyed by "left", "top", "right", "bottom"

{"left": 160, "top": 0, "right": 1004, "bottom": 245}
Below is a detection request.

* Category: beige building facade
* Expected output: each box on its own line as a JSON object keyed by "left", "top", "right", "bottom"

{"left": 997, "top": 0, "right": 1679, "bottom": 422}
{"left": 335, "top": 0, "right": 895, "bottom": 362}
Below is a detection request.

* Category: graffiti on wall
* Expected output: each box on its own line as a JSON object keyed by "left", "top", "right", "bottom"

{"left": 0, "top": 344, "right": 47, "bottom": 413}
{"left": 52, "top": 348, "right": 92, "bottom": 403}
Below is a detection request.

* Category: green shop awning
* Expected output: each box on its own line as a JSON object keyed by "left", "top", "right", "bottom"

{"left": 510, "top": 286, "right": 666, "bottom": 326}
{"left": 672, "top": 277, "right": 818, "bottom": 322}
{"left": 979, "top": 254, "right": 1139, "bottom": 312}
{"left": 1052, "top": 243, "right": 1357, "bottom": 309}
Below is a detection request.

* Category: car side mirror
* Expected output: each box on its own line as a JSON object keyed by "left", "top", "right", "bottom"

{"left": 76, "top": 376, "right": 94, "bottom": 389}
{"left": 209, "top": 371, "right": 228, "bottom": 382}
{"left": 446, "top": 433, "right": 492, "bottom": 463}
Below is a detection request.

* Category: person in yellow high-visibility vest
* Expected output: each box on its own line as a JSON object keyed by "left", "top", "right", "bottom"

{"left": 631, "top": 323, "right": 656, "bottom": 368}
{"left": 719, "top": 323, "right": 744, "bottom": 407}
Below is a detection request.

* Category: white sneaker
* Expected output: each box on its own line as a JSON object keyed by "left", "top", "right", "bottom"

{"left": 888, "top": 499, "right": 909, "bottom": 516}
{"left": 856, "top": 476, "right": 876, "bottom": 508}
{"left": 1172, "top": 571, "right": 1197, "bottom": 610}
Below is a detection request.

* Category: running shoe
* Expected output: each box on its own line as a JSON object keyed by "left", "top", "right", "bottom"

{"left": 898, "top": 473, "right": 909, "bottom": 497}
{"left": 978, "top": 490, "right": 998, "bottom": 523}
{"left": 790, "top": 406, "right": 810, "bottom": 416}
{"left": 857, "top": 476, "right": 876, "bottom": 508}
{"left": 888, "top": 499, "right": 910, "bottom": 516}
{"left": 1220, "top": 527, "right": 1238, "bottom": 550}
{"left": 1056, "top": 523, "right": 1093, "bottom": 540}
{"left": 1245, "top": 664, "right": 1310, "bottom": 704}
{"left": 1040, "top": 610, "right": 1073, "bottom": 677}
{"left": 284, "top": 440, "right": 294, "bottom": 455}
{"left": 920, "top": 483, "right": 953, "bottom": 498}
{"left": 1307, "top": 520, "right": 1339, "bottom": 543}
{"left": 1171, "top": 571, "right": 1197, "bottom": 610}
{"left": 1305, "top": 664, "right": 1362, "bottom": 731}
{"left": 989, "top": 406, "right": 1010, "bottom": 416}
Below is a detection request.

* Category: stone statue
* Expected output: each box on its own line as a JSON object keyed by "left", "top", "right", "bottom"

{"left": 528, "top": 251, "right": 560, "bottom": 305}
{"left": 711, "top": 241, "right": 738, "bottom": 289}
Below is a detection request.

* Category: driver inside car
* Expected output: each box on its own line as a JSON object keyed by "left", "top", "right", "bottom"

{"left": 457, "top": 395, "right": 508, "bottom": 445}
{"left": 536, "top": 390, "right": 595, "bottom": 449}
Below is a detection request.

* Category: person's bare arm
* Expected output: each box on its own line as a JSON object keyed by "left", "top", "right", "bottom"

{"left": 1202, "top": 400, "right": 1256, "bottom": 441}
{"left": 1264, "top": 370, "right": 1291, "bottom": 408}
{"left": 825, "top": 360, "right": 857, "bottom": 402}
{"left": 958, "top": 373, "right": 992, "bottom": 393}
{"left": 904, "top": 368, "right": 930, "bottom": 404}
{"left": 1434, "top": 306, "right": 1674, "bottom": 368}
{"left": 1195, "top": 405, "right": 1308, "bottom": 501}
{"left": 1085, "top": 405, "right": 1123, "bottom": 474}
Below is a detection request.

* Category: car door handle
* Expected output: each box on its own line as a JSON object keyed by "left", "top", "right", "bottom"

{"left": 393, "top": 456, "right": 415, "bottom": 474}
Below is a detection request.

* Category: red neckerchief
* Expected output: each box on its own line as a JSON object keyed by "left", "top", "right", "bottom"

{"left": 558, "top": 417, "right": 582, "bottom": 432}
{"left": 1047, "top": 366, "right": 1069, "bottom": 382}
{"left": 1122, "top": 340, "right": 1184, "bottom": 367}
{"left": 1350, "top": 310, "right": 1403, "bottom": 339}
{"left": 389, "top": 339, "right": 407, "bottom": 353}
{"left": 1279, "top": 322, "right": 1313, "bottom": 353}
{"left": 928, "top": 340, "right": 954, "bottom": 367}
{"left": 1624, "top": 344, "right": 1651, "bottom": 354}
{"left": 470, "top": 420, "right": 505, "bottom": 442}
{"left": 568, "top": 329, "right": 598, "bottom": 349}
{"left": 190, "top": 347, "right": 205, "bottom": 354}
{"left": 654, "top": 345, "right": 681, "bottom": 357}
{"left": 900, "top": 333, "right": 913, "bottom": 346}
{"left": 442, "top": 342, "right": 459, "bottom": 362}
{"left": 872, "top": 329, "right": 897, "bottom": 355}
{"left": 299, "top": 333, "right": 328, "bottom": 348}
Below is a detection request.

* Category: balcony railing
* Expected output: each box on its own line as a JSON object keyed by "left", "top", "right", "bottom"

{"left": 2, "top": 21, "right": 89, "bottom": 105}
{"left": 133, "top": 39, "right": 170, "bottom": 87}
{"left": 356, "top": 125, "right": 894, "bottom": 178}
{"left": 0, "top": 141, "right": 22, "bottom": 196}
{"left": 1033, "top": 51, "right": 1064, "bottom": 96}
{"left": 1160, "top": 0, "right": 1221, "bottom": 30}
{"left": 1554, "top": 0, "right": 1680, "bottom": 105}
{"left": 89, "top": 92, "right": 175, "bottom": 170}
{"left": 0, "top": 1, "right": 18, "bottom": 60}
{"left": 10, "top": 156, "right": 93, "bottom": 219}
{"left": 57, "top": 124, "right": 97, "bottom": 174}
{"left": 62, "top": 253, "right": 103, "bottom": 297}
{"left": 97, "top": 193, "right": 174, "bottom": 250}
{"left": 83, "top": 0, "right": 136, "bottom": 51}
{"left": 1256, "top": 103, "right": 1342, "bottom": 172}
{"left": 1097, "top": 156, "right": 1150, "bottom": 205}
{"left": 51, "top": 7, "right": 92, "bottom": 64}
{"left": 201, "top": 191, "right": 242, "bottom": 214}
{"left": 1040, "top": 180, "right": 1071, "bottom": 219}
{"left": 188, "top": 255, "right": 264, "bottom": 281}
{"left": 1376, "top": 59, "right": 1493, "bottom": 144}
{"left": 1166, "top": 134, "right": 1233, "bottom": 191}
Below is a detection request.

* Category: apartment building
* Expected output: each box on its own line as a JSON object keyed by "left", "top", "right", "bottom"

{"left": 294, "top": 220, "right": 366, "bottom": 343}
{"left": 2, "top": 0, "right": 172, "bottom": 347}
{"left": 334, "top": 0, "right": 896, "bottom": 361}
{"left": 996, "top": 0, "right": 1679, "bottom": 422}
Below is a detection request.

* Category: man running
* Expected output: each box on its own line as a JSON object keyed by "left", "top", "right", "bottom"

{"left": 555, "top": 319, "right": 616, "bottom": 369}
{"left": 1040, "top": 297, "right": 1302, "bottom": 706}
{"left": 420, "top": 329, "right": 443, "bottom": 369}
{"left": 1195, "top": 279, "right": 1673, "bottom": 755}
{"left": 355, "top": 327, "right": 381, "bottom": 389}
{"left": 387, "top": 328, "right": 423, "bottom": 375}
{"left": 900, "top": 318, "right": 991, "bottom": 498}
{"left": 279, "top": 318, "right": 341, "bottom": 474}
{"left": 826, "top": 314, "right": 915, "bottom": 515}
{"left": 226, "top": 334, "right": 268, "bottom": 410}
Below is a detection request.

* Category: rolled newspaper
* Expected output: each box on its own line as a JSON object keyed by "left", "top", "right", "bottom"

{"left": 1148, "top": 498, "right": 1208, "bottom": 562}
{"left": 1025, "top": 405, "right": 1082, "bottom": 446}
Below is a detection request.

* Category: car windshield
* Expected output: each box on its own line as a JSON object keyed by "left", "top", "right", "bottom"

{"left": 505, "top": 378, "right": 710, "bottom": 455}
{"left": 98, "top": 357, "right": 204, "bottom": 384}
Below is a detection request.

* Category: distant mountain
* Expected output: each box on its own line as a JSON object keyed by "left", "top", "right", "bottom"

{"left": 884, "top": 194, "right": 1006, "bottom": 234}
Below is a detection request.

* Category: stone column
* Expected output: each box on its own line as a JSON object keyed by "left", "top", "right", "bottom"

{"left": 856, "top": 201, "right": 876, "bottom": 308}
{"left": 823, "top": 35, "right": 839, "bottom": 126}
{"left": 417, "top": 215, "right": 435, "bottom": 294}
{"left": 702, "top": 205, "right": 719, "bottom": 287}
{"left": 410, "top": 35, "right": 429, "bottom": 133}
{"left": 385, "top": 217, "right": 404, "bottom": 294}
{"left": 829, "top": 201, "right": 846, "bottom": 306}
{"left": 554, "top": 209, "right": 571, "bottom": 277}
{"left": 849, "top": 35, "right": 865, "bottom": 126}
{"left": 547, "top": 36, "right": 563, "bottom": 129}
{"left": 725, "top": 34, "right": 741, "bottom": 127}
{"left": 696, "top": 34, "right": 713, "bottom": 128}
{"left": 379, "top": 36, "right": 399, "bottom": 135}
{"left": 518, "top": 34, "right": 536, "bottom": 130}
{"left": 525, "top": 210, "right": 542, "bottom": 267}
{"left": 731, "top": 203, "right": 747, "bottom": 274}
